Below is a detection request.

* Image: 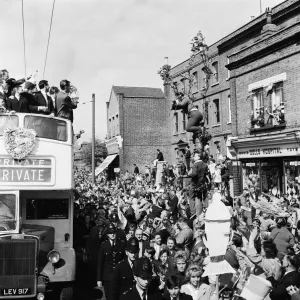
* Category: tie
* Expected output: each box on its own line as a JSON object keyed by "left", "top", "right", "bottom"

{"left": 142, "top": 291, "right": 146, "bottom": 300}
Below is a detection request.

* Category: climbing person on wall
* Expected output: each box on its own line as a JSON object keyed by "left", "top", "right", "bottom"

{"left": 171, "top": 92, "right": 203, "bottom": 145}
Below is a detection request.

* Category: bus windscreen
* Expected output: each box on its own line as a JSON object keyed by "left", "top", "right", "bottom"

{"left": 0, "top": 116, "right": 18, "bottom": 135}
{"left": 0, "top": 194, "right": 17, "bottom": 231}
{"left": 24, "top": 116, "right": 68, "bottom": 141}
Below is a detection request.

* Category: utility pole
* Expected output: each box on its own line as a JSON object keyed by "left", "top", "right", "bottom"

{"left": 260, "top": 0, "right": 262, "bottom": 14}
{"left": 92, "top": 93, "right": 95, "bottom": 184}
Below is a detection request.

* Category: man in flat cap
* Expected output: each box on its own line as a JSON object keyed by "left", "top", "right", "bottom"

{"left": 120, "top": 257, "right": 162, "bottom": 300}
{"left": 111, "top": 237, "right": 139, "bottom": 300}
{"left": 97, "top": 223, "right": 126, "bottom": 300}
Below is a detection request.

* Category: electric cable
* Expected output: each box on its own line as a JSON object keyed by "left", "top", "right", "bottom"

{"left": 43, "top": 0, "right": 56, "bottom": 79}
{"left": 21, "top": 0, "right": 27, "bottom": 78}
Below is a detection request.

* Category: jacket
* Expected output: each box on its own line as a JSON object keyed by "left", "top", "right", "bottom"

{"left": 120, "top": 285, "right": 162, "bottom": 300}
{"left": 55, "top": 91, "right": 77, "bottom": 123}
{"left": 269, "top": 270, "right": 300, "bottom": 300}
{"left": 157, "top": 152, "right": 164, "bottom": 161}
{"left": 30, "top": 91, "right": 54, "bottom": 115}
{"left": 111, "top": 258, "right": 135, "bottom": 300}
{"left": 97, "top": 238, "right": 126, "bottom": 282}
{"left": 190, "top": 160, "right": 208, "bottom": 188}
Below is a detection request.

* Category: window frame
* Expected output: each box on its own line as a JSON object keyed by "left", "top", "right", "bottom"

{"left": 212, "top": 61, "right": 219, "bottom": 84}
{"left": 228, "top": 95, "right": 232, "bottom": 124}
{"left": 213, "top": 99, "right": 220, "bottom": 125}
{"left": 174, "top": 112, "right": 179, "bottom": 134}
{"left": 182, "top": 112, "right": 186, "bottom": 131}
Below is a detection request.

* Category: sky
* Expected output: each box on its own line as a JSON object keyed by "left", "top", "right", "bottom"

{"left": 0, "top": 0, "right": 284, "bottom": 141}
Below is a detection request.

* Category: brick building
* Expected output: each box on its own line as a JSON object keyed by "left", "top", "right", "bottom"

{"left": 226, "top": 0, "right": 300, "bottom": 198}
{"left": 103, "top": 86, "right": 170, "bottom": 178}
{"left": 164, "top": 0, "right": 300, "bottom": 196}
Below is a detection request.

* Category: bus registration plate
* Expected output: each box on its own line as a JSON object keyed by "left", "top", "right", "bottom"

{"left": 1, "top": 288, "right": 31, "bottom": 296}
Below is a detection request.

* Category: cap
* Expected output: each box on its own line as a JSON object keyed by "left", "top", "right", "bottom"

{"left": 134, "top": 257, "right": 153, "bottom": 278}
{"left": 110, "top": 212, "right": 120, "bottom": 223}
{"left": 126, "top": 237, "right": 139, "bottom": 253}
{"left": 106, "top": 223, "right": 117, "bottom": 234}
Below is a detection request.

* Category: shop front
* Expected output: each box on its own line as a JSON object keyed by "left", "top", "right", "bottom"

{"left": 231, "top": 132, "right": 300, "bottom": 199}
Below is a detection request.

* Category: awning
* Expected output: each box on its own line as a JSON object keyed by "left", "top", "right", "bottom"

{"left": 95, "top": 154, "right": 118, "bottom": 176}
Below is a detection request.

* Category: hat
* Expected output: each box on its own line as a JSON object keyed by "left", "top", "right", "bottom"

{"left": 134, "top": 257, "right": 153, "bottom": 278}
{"left": 106, "top": 223, "right": 117, "bottom": 234}
{"left": 110, "top": 212, "right": 120, "bottom": 223}
{"left": 126, "top": 237, "right": 139, "bottom": 253}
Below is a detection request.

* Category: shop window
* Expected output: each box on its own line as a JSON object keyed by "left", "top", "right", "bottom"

{"left": 213, "top": 99, "right": 220, "bottom": 125}
{"left": 261, "top": 161, "right": 281, "bottom": 195}
{"left": 242, "top": 162, "right": 260, "bottom": 192}
{"left": 182, "top": 112, "right": 186, "bottom": 131}
{"left": 284, "top": 161, "right": 300, "bottom": 200}
{"left": 174, "top": 113, "right": 178, "bottom": 133}
{"left": 212, "top": 61, "right": 219, "bottom": 84}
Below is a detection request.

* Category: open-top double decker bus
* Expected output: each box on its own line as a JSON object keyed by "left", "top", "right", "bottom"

{"left": 0, "top": 113, "right": 75, "bottom": 300}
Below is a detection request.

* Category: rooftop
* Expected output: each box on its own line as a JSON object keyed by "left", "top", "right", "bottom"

{"left": 112, "top": 86, "right": 164, "bottom": 98}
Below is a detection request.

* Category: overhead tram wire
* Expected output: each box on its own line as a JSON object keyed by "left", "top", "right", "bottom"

{"left": 43, "top": 0, "right": 56, "bottom": 79}
{"left": 21, "top": 0, "right": 27, "bottom": 78}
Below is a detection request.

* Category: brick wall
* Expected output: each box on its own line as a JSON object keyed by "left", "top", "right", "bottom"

{"left": 120, "top": 97, "right": 171, "bottom": 173}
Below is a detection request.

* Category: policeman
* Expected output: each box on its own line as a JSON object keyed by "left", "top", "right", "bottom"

{"left": 110, "top": 212, "right": 127, "bottom": 243}
{"left": 120, "top": 257, "right": 162, "bottom": 300}
{"left": 97, "top": 223, "right": 126, "bottom": 300}
{"left": 111, "top": 237, "right": 139, "bottom": 300}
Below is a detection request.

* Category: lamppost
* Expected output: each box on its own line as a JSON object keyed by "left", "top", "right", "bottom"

{"left": 81, "top": 94, "right": 96, "bottom": 184}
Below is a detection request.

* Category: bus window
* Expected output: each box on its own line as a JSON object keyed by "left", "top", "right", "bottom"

{"left": 0, "top": 115, "right": 18, "bottom": 135}
{"left": 0, "top": 194, "right": 17, "bottom": 231}
{"left": 24, "top": 116, "right": 67, "bottom": 141}
{"left": 26, "top": 199, "right": 69, "bottom": 220}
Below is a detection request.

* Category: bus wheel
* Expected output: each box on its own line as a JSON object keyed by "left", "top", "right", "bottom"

{"left": 60, "top": 287, "right": 73, "bottom": 300}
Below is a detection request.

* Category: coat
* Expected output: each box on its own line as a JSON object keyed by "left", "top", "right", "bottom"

{"left": 157, "top": 152, "right": 164, "bottom": 161}
{"left": 30, "top": 91, "right": 55, "bottom": 115}
{"left": 55, "top": 91, "right": 77, "bottom": 123}
{"left": 269, "top": 270, "right": 300, "bottom": 300}
{"left": 6, "top": 95, "right": 30, "bottom": 113}
{"left": 120, "top": 285, "right": 162, "bottom": 300}
{"left": 97, "top": 238, "right": 126, "bottom": 282}
{"left": 111, "top": 258, "right": 135, "bottom": 300}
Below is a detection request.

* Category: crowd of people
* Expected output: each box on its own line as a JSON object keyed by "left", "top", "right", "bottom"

{"left": 73, "top": 149, "right": 300, "bottom": 300}
{"left": 0, "top": 69, "right": 78, "bottom": 122}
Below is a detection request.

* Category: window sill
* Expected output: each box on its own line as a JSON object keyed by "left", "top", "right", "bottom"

{"left": 173, "top": 133, "right": 179, "bottom": 136}
{"left": 226, "top": 77, "right": 230, "bottom": 81}
{"left": 212, "top": 124, "right": 221, "bottom": 128}
{"left": 227, "top": 122, "right": 232, "bottom": 125}
{"left": 249, "top": 123, "right": 286, "bottom": 133}
{"left": 211, "top": 82, "right": 219, "bottom": 87}
{"left": 180, "top": 131, "right": 186, "bottom": 134}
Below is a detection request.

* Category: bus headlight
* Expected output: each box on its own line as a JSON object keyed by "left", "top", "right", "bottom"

{"left": 47, "top": 250, "right": 61, "bottom": 264}
{"left": 37, "top": 293, "right": 45, "bottom": 300}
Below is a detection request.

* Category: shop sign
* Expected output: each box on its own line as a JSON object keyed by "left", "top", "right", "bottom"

{"left": 0, "top": 157, "right": 52, "bottom": 183}
{"left": 237, "top": 144, "right": 300, "bottom": 159}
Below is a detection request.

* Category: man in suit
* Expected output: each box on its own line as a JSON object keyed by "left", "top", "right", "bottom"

{"left": 135, "top": 228, "right": 149, "bottom": 258}
{"left": 188, "top": 151, "right": 209, "bottom": 216}
{"left": 97, "top": 223, "right": 126, "bottom": 300}
{"left": 6, "top": 82, "right": 23, "bottom": 112}
{"left": 169, "top": 189, "right": 179, "bottom": 219}
{"left": 30, "top": 80, "right": 54, "bottom": 115}
{"left": 111, "top": 237, "right": 139, "bottom": 300}
{"left": 185, "top": 145, "right": 191, "bottom": 171}
{"left": 157, "top": 149, "right": 164, "bottom": 161}
{"left": 55, "top": 79, "right": 77, "bottom": 123}
{"left": 120, "top": 257, "right": 162, "bottom": 300}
